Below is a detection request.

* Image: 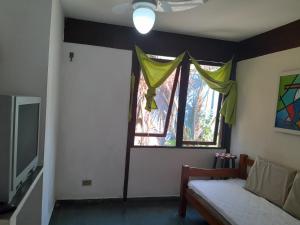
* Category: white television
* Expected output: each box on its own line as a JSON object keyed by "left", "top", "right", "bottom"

{"left": 0, "top": 95, "right": 41, "bottom": 203}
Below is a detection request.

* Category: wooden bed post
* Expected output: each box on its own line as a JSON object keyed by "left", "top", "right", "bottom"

{"left": 239, "top": 154, "right": 248, "bottom": 179}
{"left": 179, "top": 165, "right": 189, "bottom": 217}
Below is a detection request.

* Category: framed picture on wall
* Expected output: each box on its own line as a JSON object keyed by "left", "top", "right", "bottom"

{"left": 275, "top": 71, "right": 300, "bottom": 135}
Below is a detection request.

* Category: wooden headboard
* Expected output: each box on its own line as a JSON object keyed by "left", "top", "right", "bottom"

{"left": 239, "top": 154, "right": 254, "bottom": 179}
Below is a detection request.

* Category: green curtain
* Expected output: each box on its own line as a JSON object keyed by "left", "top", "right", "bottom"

{"left": 135, "top": 46, "right": 185, "bottom": 111}
{"left": 190, "top": 58, "right": 237, "bottom": 125}
{"left": 128, "top": 74, "right": 135, "bottom": 122}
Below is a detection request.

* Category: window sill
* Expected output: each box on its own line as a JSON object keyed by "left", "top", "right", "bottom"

{"left": 131, "top": 146, "right": 225, "bottom": 150}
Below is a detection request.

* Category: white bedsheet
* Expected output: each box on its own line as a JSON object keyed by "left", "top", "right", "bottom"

{"left": 188, "top": 179, "right": 300, "bottom": 225}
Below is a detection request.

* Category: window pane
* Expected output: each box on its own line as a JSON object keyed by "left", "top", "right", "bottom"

{"left": 134, "top": 70, "right": 180, "bottom": 146}
{"left": 183, "top": 64, "right": 221, "bottom": 145}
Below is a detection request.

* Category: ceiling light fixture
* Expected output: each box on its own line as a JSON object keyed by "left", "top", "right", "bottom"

{"left": 132, "top": 1, "right": 156, "bottom": 35}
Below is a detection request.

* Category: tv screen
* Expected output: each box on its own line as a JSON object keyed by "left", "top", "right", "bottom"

{"left": 16, "top": 104, "right": 39, "bottom": 176}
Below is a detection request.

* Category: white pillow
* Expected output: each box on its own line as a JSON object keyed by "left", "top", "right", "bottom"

{"left": 245, "top": 156, "right": 296, "bottom": 207}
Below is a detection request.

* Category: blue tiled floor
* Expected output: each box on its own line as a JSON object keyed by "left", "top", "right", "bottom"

{"left": 50, "top": 199, "right": 208, "bottom": 225}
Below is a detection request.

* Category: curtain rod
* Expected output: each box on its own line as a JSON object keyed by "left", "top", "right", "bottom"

{"left": 186, "top": 51, "right": 233, "bottom": 65}
{"left": 192, "top": 59, "right": 225, "bottom": 65}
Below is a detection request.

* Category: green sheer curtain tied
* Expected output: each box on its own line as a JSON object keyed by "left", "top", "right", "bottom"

{"left": 190, "top": 58, "right": 237, "bottom": 125}
{"left": 135, "top": 46, "right": 185, "bottom": 111}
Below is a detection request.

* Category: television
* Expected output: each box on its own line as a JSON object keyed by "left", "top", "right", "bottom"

{"left": 0, "top": 95, "right": 40, "bottom": 203}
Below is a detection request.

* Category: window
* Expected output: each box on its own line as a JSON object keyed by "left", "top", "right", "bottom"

{"left": 132, "top": 56, "right": 223, "bottom": 148}
{"left": 183, "top": 64, "right": 221, "bottom": 147}
{"left": 134, "top": 57, "right": 180, "bottom": 146}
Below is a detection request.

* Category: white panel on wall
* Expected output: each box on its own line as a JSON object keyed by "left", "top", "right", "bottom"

{"left": 231, "top": 47, "right": 300, "bottom": 170}
{"left": 128, "top": 148, "right": 224, "bottom": 197}
{"left": 16, "top": 174, "right": 43, "bottom": 225}
{"left": 55, "top": 43, "right": 132, "bottom": 200}
{"left": 42, "top": 0, "right": 64, "bottom": 224}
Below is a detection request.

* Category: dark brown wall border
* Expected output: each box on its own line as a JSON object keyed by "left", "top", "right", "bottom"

{"left": 65, "top": 18, "right": 300, "bottom": 64}
{"left": 64, "top": 18, "right": 237, "bottom": 62}
{"left": 238, "top": 19, "right": 300, "bottom": 61}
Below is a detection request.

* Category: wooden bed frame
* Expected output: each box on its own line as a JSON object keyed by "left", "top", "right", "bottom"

{"left": 178, "top": 154, "right": 254, "bottom": 225}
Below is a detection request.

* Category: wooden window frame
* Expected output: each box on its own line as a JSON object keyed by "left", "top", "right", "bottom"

{"left": 131, "top": 54, "right": 225, "bottom": 148}
{"left": 182, "top": 94, "right": 223, "bottom": 146}
{"left": 134, "top": 66, "right": 181, "bottom": 137}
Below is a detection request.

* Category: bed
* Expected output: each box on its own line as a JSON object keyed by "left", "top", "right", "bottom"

{"left": 178, "top": 154, "right": 300, "bottom": 225}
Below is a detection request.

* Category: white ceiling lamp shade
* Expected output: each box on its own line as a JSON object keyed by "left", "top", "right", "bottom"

{"left": 132, "top": 1, "right": 156, "bottom": 35}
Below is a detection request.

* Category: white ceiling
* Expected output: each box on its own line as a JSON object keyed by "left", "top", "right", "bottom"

{"left": 61, "top": 0, "right": 300, "bottom": 42}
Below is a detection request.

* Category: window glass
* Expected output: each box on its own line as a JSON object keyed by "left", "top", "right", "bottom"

{"left": 183, "top": 64, "right": 221, "bottom": 146}
{"left": 134, "top": 70, "right": 180, "bottom": 146}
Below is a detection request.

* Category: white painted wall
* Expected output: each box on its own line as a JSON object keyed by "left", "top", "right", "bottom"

{"left": 231, "top": 47, "right": 300, "bottom": 170}
{"left": 0, "top": 0, "right": 52, "bottom": 163}
{"left": 55, "top": 43, "right": 132, "bottom": 200}
{"left": 128, "top": 148, "right": 224, "bottom": 197}
{"left": 42, "top": 0, "right": 64, "bottom": 224}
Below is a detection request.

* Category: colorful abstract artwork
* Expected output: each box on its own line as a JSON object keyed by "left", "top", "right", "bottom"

{"left": 275, "top": 73, "right": 300, "bottom": 133}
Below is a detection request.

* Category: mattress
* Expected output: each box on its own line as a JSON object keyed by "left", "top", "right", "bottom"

{"left": 188, "top": 179, "right": 300, "bottom": 225}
